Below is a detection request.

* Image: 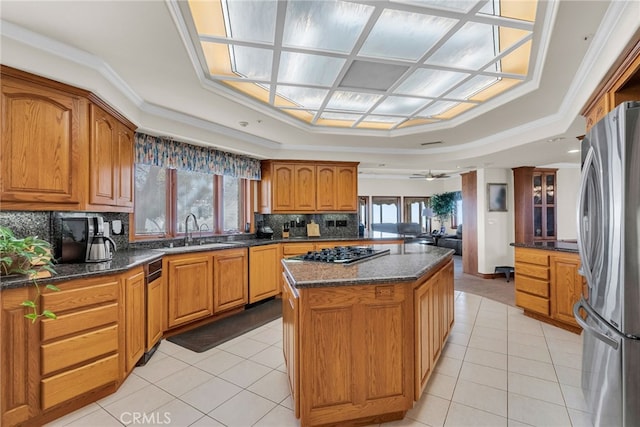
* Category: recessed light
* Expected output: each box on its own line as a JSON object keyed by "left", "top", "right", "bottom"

{"left": 568, "top": 149, "right": 580, "bottom": 153}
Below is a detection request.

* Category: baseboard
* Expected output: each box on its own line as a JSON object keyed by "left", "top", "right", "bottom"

{"left": 475, "top": 272, "right": 502, "bottom": 279}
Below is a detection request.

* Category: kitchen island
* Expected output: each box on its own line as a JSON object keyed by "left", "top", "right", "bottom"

{"left": 282, "top": 243, "right": 454, "bottom": 427}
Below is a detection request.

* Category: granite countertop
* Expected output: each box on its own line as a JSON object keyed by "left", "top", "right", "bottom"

{"left": 1, "top": 236, "right": 406, "bottom": 290}
{"left": 510, "top": 241, "right": 579, "bottom": 253}
{"left": 282, "top": 243, "right": 454, "bottom": 288}
{"left": 0, "top": 250, "right": 163, "bottom": 290}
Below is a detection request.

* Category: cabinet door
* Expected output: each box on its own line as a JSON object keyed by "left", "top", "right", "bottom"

{"left": 249, "top": 245, "right": 280, "bottom": 303}
{"left": 429, "top": 274, "right": 441, "bottom": 366}
{"left": 282, "top": 275, "right": 300, "bottom": 418}
{"left": 146, "top": 277, "right": 164, "bottom": 351}
{"left": 273, "top": 164, "right": 295, "bottom": 211}
{"left": 1, "top": 287, "right": 40, "bottom": 426}
{"left": 213, "top": 248, "right": 248, "bottom": 313}
{"left": 1, "top": 78, "right": 82, "bottom": 207}
{"left": 316, "top": 165, "right": 336, "bottom": 211}
{"left": 125, "top": 269, "right": 145, "bottom": 372}
{"left": 335, "top": 166, "right": 357, "bottom": 211}
{"left": 89, "top": 104, "right": 117, "bottom": 206}
{"left": 116, "top": 124, "right": 134, "bottom": 208}
{"left": 293, "top": 164, "right": 316, "bottom": 211}
{"left": 550, "top": 255, "right": 582, "bottom": 326}
{"left": 414, "top": 278, "right": 433, "bottom": 399}
{"left": 166, "top": 255, "right": 213, "bottom": 328}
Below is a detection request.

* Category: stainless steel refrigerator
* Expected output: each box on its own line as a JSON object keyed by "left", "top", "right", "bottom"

{"left": 574, "top": 101, "right": 640, "bottom": 427}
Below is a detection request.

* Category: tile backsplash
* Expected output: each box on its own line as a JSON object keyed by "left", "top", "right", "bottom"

{"left": 259, "top": 213, "right": 359, "bottom": 239}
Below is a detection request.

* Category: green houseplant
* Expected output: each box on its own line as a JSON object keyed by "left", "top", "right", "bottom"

{"left": 429, "top": 191, "right": 460, "bottom": 224}
{"left": 0, "top": 225, "right": 59, "bottom": 322}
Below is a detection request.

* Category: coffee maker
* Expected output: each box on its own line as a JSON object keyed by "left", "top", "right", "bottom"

{"left": 58, "top": 216, "right": 117, "bottom": 263}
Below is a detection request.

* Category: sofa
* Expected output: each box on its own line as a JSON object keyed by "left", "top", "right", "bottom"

{"left": 436, "top": 224, "right": 462, "bottom": 255}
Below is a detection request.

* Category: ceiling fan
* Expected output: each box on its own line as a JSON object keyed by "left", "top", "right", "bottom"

{"left": 410, "top": 170, "right": 451, "bottom": 181}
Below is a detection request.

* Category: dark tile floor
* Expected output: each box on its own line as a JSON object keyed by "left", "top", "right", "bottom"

{"left": 452, "top": 255, "right": 516, "bottom": 307}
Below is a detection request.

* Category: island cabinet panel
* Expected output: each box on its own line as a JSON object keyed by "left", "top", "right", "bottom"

{"left": 249, "top": 244, "right": 280, "bottom": 303}
{"left": 1, "top": 286, "right": 40, "bottom": 427}
{"left": 550, "top": 254, "right": 584, "bottom": 327}
{"left": 124, "top": 268, "right": 145, "bottom": 373}
{"left": 165, "top": 254, "right": 213, "bottom": 328}
{"left": 298, "top": 283, "right": 413, "bottom": 426}
{"left": 282, "top": 275, "right": 300, "bottom": 418}
{"left": 1, "top": 72, "right": 86, "bottom": 209}
{"left": 213, "top": 248, "right": 248, "bottom": 313}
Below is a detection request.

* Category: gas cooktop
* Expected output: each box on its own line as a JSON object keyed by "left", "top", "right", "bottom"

{"left": 291, "top": 246, "right": 390, "bottom": 265}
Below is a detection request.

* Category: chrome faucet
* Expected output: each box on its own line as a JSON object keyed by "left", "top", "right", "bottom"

{"left": 184, "top": 213, "right": 198, "bottom": 246}
{"left": 198, "top": 223, "right": 210, "bottom": 242}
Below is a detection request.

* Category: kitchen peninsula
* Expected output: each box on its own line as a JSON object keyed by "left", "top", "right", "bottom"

{"left": 281, "top": 243, "right": 454, "bottom": 427}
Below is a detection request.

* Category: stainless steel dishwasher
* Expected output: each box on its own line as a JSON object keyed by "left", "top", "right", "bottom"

{"left": 137, "top": 258, "right": 163, "bottom": 366}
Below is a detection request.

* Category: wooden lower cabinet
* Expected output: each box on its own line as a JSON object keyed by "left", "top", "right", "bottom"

{"left": 249, "top": 244, "right": 280, "bottom": 303}
{"left": 285, "top": 256, "right": 454, "bottom": 426}
{"left": 146, "top": 276, "right": 164, "bottom": 351}
{"left": 213, "top": 248, "right": 248, "bottom": 312}
{"left": 165, "top": 253, "right": 213, "bottom": 328}
{"left": 514, "top": 247, "right": 583, "bottom": 332}
{"left": 124, "top": 267, "right": 145, "bottom": 373}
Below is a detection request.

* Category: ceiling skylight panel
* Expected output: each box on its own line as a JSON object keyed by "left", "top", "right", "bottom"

{"left": 326, "top": 91, "right": 382, "bottom": 112}
{"left": 363, "top": 115, "right": 402, "bottom": 123}
{"left": 445, "top": 75, "right": 497, "bottom": 100}
{"left": 396, "top": 68, "right": 469, "bottom": 97}
{"left": 391, "top": 0, "right": 482, "bottom": 13}
{"left": 223, "top": 0, "right": 277, "bottom": 43}
{"left": 359, "top": 9, "right": 457, "bottom": 61}
{"left": 282, "top": 1, "right": 374, "bottom": 53}
{"left": 274, "top": 86, "right": 329, "bottom": 109}
{"left": 278, "top": 52, "right": 345, "bottom": 86}
{"left": 426, "top": 21, "right": 497, "bottom": 70}
{"left": 373, "top": 96, "right": 428, "bottom": 115}
{"left": 418, "top": 100, "right": 459, "bottom": 117}
{"left": 229, "top": 45, "right": 273, "bottom": 80}
{"left": 320, "top": 112, "right": 361, "bottom": 121}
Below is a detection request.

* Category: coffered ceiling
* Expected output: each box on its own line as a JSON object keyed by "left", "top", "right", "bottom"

{"left": 1, "top": 1, "right": 638, "bottom": 179}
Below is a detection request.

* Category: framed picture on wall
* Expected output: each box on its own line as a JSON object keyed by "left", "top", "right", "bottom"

{"left": 487, "top": 183, "right": 508, "bottom": 212}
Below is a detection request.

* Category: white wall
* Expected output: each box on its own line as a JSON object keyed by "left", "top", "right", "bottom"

{"left": 556, "top": 167, "right": 581, "bottom": 240}
{"left": 358, "top": 177, "right": 450, "bottom": 197}
{"left": 476, "top": 168, "right": 515, "bottom": 275}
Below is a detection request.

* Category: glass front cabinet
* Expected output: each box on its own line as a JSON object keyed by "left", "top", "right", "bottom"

{"left": 513, "top": 167, "right": 557, "bottom": 243}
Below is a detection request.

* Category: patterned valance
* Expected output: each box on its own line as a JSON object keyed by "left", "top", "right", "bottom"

{"left": 134, "top": 132, "right": 261, "bottom": 180}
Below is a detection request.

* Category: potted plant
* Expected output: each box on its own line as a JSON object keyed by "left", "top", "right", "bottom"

{"left": 429, "top": 191, "right": 459, "bottom": 229}
{"left": 0, "top": 225, "right": 59, "bottom": 322}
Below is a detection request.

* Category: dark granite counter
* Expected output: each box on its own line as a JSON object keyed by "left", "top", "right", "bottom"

{"left": 0, "top": 250, "right": 162, "bottom": 290}
{"left": 282, "top": 243, "right": 454, "bottom": 288}
{"left": 510, "top": 241, "right": 579, "bottom": 253}
{"left": 1, "top": 236, "right": 406, "bottom": 290}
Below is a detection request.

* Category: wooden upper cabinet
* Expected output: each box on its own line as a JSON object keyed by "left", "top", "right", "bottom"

{"left": 0, "top": 66, "right": 137, "bottom": 212}
{"left": 88, "top": 102, "right": 135, "bottom": 211}
{"left": 260, "top": 160, "right": 358, "bottom": 213}
{"left": 512, "top": 167, "right": 557, "bottom": 243}
{"left": 1, "top": 71, "right": 86, "bottom": 209}
{"left": 293, "top": 164, "right": 316, "bottom": 211}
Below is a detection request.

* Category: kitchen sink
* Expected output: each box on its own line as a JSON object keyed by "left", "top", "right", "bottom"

{"left": 156, "top": 241, "right": 246, "bottom": 253}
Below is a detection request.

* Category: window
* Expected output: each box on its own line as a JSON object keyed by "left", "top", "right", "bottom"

{"left": 176, "top": 169, "right": 214, "bottom": 233}
{"left": 403, "top": 197, "right": 429, "bottom": 232}
{"left": 358, "top": 196, "right": 369, "bottom": 229}
{"left": 134, "top": 165, "right": 167, "bottom": 236}
{"left": 451, "top": 199, "right": 463, "bottom": 229}
{"left": 371, "top": 196, "right": 400, "bottom": 237}
{"left": 134, "top": 166, "right": 249, "bottom": 238}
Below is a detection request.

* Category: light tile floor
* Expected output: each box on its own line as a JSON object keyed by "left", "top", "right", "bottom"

{"left": 46, "top": 292, "right": 590, "bottom": 427}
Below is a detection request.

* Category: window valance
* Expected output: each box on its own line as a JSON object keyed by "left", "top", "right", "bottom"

{"left": 134, "top": 132, "right": 261, "bottom": 180}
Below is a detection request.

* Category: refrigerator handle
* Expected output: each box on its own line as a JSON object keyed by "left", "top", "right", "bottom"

{"left": 573, "top": 297, "right": 622, "bottom": 349}
{"left": 576, "top": 147, "right": 595, "bottom": 283}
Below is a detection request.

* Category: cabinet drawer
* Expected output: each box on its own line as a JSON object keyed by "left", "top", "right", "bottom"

{"left": 515, "top": 249, "right": 549, "bottom": 266}
{"left": 516, "top": 291, "right": 550, "bottom": 316}
{"left": 41, "top": 303, "right": 118, "bottom": 341}
{"left": 515, "top": 276, "right": 549, "bottom": 298}
{"left": 515, "top": 262, "right": 549, "bottom": 280}
{"left": 43, "top": 281, "right": 119, "bottom": 313}
{"left": 41, "top": 354, "right": 118, "bottom": 410}
{"left": 282, "top": 243, "right": 315, "bottom": 256}
{"left": 41, "top": 325, "right": 118, "bottom": 376}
